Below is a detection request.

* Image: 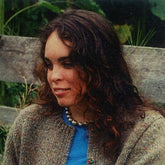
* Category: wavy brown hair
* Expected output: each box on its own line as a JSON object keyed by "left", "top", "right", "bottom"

{"left": 36, "top": 9, "right": 144, "bottom": 159}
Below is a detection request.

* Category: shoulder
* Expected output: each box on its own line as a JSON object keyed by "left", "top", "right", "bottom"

{"left": 16, "top": 104, "right": 61, "bottom": 120}
{"left": 134, "top": 109, "right": 165, "bottom": 134}
{"left": 117, "top": 110, "right": 165, "bottom": 164}
{"left": 7, "top": 104, "right": 63, "bottom": 144}
{"left": 14, "top": 104, "right": 45, "bottom": 124}
{"left": 11, "top": 104, "right": 61, "bottom": 131}
{"left": 121, "top": 109, "right": 165, "bottom": 146}
{"left": 128, "top": 109, "right": 165, "bottom": 143}
{"left": 18, "top": 104, "right": 43, "bottom": 117}
{"left": 143, "top": 109, "right": 164, "bottom": 124}
{"left": 8, "top": 104, "right": 44, "bottom": 134}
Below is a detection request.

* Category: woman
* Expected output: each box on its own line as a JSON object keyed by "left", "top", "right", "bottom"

{"left": 3, "top": 9, "right": 165, "bottom": 165}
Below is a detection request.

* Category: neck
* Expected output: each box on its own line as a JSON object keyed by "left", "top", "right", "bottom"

{"left": 68, "top": 100, "right": 94, "bottom": 124}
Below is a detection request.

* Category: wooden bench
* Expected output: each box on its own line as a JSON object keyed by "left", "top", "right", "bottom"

{"left": 0, "top": 34, "right": 165, "bottom": 125}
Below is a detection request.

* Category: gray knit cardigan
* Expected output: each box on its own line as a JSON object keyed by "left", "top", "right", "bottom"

{"left": 2, "top": 104, "right": 165, "bottom": 165}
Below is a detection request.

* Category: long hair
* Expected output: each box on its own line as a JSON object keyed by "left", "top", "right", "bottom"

{"left": 36, "top": 9, "right": 143, "bottom": 158}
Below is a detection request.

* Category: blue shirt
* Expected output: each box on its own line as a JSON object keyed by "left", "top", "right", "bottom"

{"left": 62, "top": 109, "right": 89, "bottom": 165}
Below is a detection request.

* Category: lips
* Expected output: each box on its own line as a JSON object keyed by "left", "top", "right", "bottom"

{"left": 53, "top": 88, "right": 70, "bottom": 96}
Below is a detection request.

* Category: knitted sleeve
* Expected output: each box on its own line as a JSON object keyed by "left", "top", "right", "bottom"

{"left": 2, "top": 107, "right": 28, "bottom": 165}
{"left": 125, "top": 117, "right": 165, "bottom": 165}
{"left": 2, "top": 126, "right": 19, "bottom": 165}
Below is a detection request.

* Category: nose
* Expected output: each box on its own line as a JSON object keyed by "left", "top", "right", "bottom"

{"left": 49, "top": 66, "right": 63, "bottom": 82}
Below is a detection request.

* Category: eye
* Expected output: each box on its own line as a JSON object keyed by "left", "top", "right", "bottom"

{"left": 62, "top": 61, "right": 73, "bottom": 68}
{"left": 61, "top": 58, "right": 74, "bottom": 68}
{"left": 44, "top": 58, "right": 53, "bottom": 70}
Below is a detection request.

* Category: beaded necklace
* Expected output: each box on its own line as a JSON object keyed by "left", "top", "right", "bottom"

{"left": 64, "top": 107, "right": 88, "bottom": 126}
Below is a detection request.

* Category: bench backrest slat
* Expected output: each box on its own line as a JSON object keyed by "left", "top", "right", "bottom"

{"left": 0, "top": 35, "right": 165, "bottom": 125}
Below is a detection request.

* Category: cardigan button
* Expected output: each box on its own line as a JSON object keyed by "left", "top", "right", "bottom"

{"left": 87, "top": 156, "right": 94, "bottom": 164}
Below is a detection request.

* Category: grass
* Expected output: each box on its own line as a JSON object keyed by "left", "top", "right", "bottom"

{"left": 127, "top": 19, "right": 156, "bottom": 46}
{"left": 0, "top": 0, "right": 4, "bottom": 34}
{"left": 16, "top": 76, "right": 39, "bottom": 109}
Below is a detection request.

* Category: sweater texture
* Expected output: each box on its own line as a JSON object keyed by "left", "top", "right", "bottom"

{"left": 2, "top": 104, "right": 165, "bottom": 165}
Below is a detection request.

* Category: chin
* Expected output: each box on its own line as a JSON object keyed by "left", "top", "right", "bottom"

{"left": 56, "top": 97, "right": 81, "bottom": 108}
{"left": 57, "top": 100, "right": 72, "bottom": 107}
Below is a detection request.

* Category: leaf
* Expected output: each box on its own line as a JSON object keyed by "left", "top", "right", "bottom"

{"left": 74, "top": 0, "right": 105, "bottom": 16}
{"left": 114, "top": 24, "right": 132, "bottom": 44}
{"left": 0, "top": 0, "right": 4, "bottom": 34}
{"left": 38, "top": 0, "right": 61, "bottom": 14}
{"left": 149, "top": 0, "right": 165, "bottom": 20}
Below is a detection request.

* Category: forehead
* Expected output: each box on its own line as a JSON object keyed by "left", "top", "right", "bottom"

{"left": 45, "top": 31, "right": 72, "bottom": 59}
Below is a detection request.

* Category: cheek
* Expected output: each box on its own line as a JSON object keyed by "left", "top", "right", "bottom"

{"left": 78, "top": 84, "right": 86, "bottom": 99}
{"left": 46, "top": 71, "right": 51, "bottom": 86}
{"left": 72, "top": 73, "right": 87, "bottom": 96}
{"left": 77, "top": 71, "right": 87, "bottom": 94}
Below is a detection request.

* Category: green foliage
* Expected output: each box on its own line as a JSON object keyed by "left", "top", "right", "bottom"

{"left": 2, "top": 0, "right": 105, "bottom": 36}
{"left": 0, "top": 0, "right": 4, "bottom": 34}
{"left": 149, "top": 0, "right": 165, "bottom": 20}
{"left": 73, "top": 0, "right": 105, "bottom": 16}
{"left": 0, "top": 124, "right": 9, "bottom": 158}
{"left": 127, "top": 19, "right": 156, "bottom": 46}
{"left": 114, "top": 20, "right": 155, "bottom": 46}
{"left": 4, "top": 3, "right": 38, "bottom": 30}
{"left": 16, "top": 77, "right": 39, "bottom": 109}
{"left": 3, "top": 0, "right": 62, "bottom": 36}
{"left": 0, "top": 80, "right": 38, "bottom": 108}
{"left": 0, "top": 81, "right": 19, "bottom": 106}
{"left": 38, "top": 0, "right": 61, "bottom": 13}
{"left": 114, "top": 24, "right": 132, "bottom": 44}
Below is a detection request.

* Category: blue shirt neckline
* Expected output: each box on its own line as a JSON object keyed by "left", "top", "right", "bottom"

{"left": 62, "top": 108, "right": 89, "bottom": 165}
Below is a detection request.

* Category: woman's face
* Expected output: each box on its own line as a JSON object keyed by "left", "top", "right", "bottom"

{"left": 44, "top": 31, "right": 87, "bottom": 108}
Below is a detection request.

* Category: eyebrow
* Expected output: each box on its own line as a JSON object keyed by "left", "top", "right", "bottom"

{"left": 44, "top": 56, "right": 71, "bottom": 63}
{"left": 58, "top": 56, "right": 71, "bottom": 62}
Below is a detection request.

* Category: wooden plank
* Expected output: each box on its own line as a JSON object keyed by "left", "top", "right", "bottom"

{"left": 124, "top": 46, "right": 165, "bottom": 103}
{"left": 0, "top": 35, "right": 165, "bottom": 103}
{"left": 0, "top": 35, "right": 41, "bottom": 84}
{"left": 0, "top": 105, "right": 19, "bottom": 125}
